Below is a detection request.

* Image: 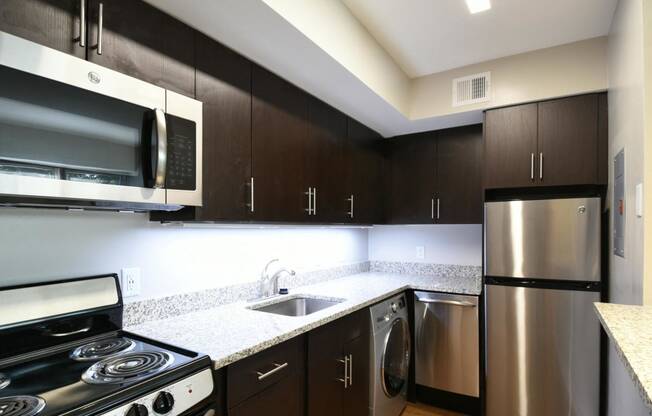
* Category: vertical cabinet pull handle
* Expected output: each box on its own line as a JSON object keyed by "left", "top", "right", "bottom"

{"left": 530, "top": 153, "right": 535, "bottom": 180}
{"left": 79, "top": 0, "right": 86, "bottom": 47}
{"left": 249, "top": 177, "right": 255, "bottom": 213}
{"left": 313, "top": 187, "right": 317, "bottom": 216}
{"left": 436, "top": 198, "right": 440, "bottom": 220}
{"left": 347, "top": 195, "right": 354, "bottom": 219}
{"left": 539, "top": 153, "right": 543, "bottom": 180}
{"left": 348, "top": 354, "right": 353, "bottom": 386}
{"left": 431, "top": 198, "right": 435, "bottom": 220}
{"left": 95, "top": 2, "right": 103, "bottom": 55}
{"left": 305, "top": 187, "right": 313, "bottom": 215}
{"left": 337, "top": 356, "right": 349, "bottom": 388}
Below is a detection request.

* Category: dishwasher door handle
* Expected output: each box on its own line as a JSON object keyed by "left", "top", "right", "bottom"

{"left": 416, "top": 297, "right": 476, "bottom": 307}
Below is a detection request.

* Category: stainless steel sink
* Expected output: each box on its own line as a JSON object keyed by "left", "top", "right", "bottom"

{"left": 249, "top": 296, "right": 343, "bottom": 317}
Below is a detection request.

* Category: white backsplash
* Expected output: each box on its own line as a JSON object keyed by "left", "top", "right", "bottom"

{"left": 0, "top": 209, "right": 369, "bottom": 301}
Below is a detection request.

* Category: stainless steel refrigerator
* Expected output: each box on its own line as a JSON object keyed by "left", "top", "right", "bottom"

{"left": 484, "top": 197, "right": 602, "bottom": 416}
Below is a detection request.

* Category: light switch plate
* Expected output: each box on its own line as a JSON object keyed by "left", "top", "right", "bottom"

{"left": 121, "top": 267, "right": 141, "bottom": 298}
{"left": 416, "top": 246, "right": 425, "bottom": 259}
{"left": 636, "top": 183, "right": 643, "bottom": 217}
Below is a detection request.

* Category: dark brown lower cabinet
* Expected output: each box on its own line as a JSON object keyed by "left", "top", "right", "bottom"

{"left": 227, "top": 336, "right": 305, "bottom": 416}
{"left": 229, "top": 374, "right": 304, "bottom": 416}
{"left": 307, "top": 310, "right": 370, "bottom": 416}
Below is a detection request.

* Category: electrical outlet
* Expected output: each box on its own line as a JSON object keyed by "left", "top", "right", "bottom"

{"left": 121, "top": 267, "right": 141, "bottom": 298}
{"left": 416, "top": 246, "right": 425, "bottom": 260}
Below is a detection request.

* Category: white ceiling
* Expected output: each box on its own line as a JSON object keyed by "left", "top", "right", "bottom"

{"left": 341, "top": 0, "right": 618, "bottom": 78}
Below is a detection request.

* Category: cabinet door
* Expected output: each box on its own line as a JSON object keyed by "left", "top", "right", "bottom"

{"left": 0, "top": 0, "right": 85, "bottom": 58}
{"left": 484, "top": 104, "right": 538, "bottom": 189}
{"left": 251, "top": 65, "right": 309, "bottom": 222}
{"left": 307, "top": 321, "right": 346, "bottom": 416}
{"left": 305, "top": 97, "right": 348, "bottom": 222}
{"left": 387, "top": 132, "right": 437, "bottom": 224}
{"left": 229, "top": 373, "right": 304, "bottom": 416}
{"left": 436, "top": 124, "right": 483, "bottom": 224}
{"left": 195, "top": 34, "right": 252, "bottom": 221}
{"left": 87, "top": 0, "right": 195, "bottom": 96}
{"left": 347, "top": 118, "right": 384, "bottom": 224}
{"left": 342, "top": 335, "right": 370, "bottom": 416}
{"left": 537, "top": 94, "right": 599, "bottom": 186}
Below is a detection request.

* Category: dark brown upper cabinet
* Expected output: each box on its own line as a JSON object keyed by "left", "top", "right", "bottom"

{"left": 304, "top": 97, "right": 349, "bottom": 223}
{"left": 387, "top": 131, "right": 438, "bottom": 224}
{"left": 483, "top": 103, "right": 538, "bottom": 189}
{"left": 251, "top": 65, "right": 309, "bottom": 222}
{"left": 537, "top": 94, "right": 600, "bottom": 186}
{"left": 437, "top": 125, "right": 483, "bottom": 224}
{"left": 0, "top": 0, "right": 86, "bottom": 58}
{"left": 346, "top": 119, "right": 385, "bottom": 225}
{"left": 484, "top": 93, "right": 607, "bottom": 189}
{"left": 386, "top": 125, "right": 483, "bottom": 224}
{"left": 86, "top": 0, "right": 195, "bottom": 97}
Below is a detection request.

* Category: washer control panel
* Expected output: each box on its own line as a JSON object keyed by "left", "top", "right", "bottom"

{"left": 100, "top": 368, "right": 214, "bottom": 416}
{"left": 370, "top": 294, "right": 407, "bottom": 333}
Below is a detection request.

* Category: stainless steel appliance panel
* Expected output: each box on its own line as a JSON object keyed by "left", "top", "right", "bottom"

{"left": 414, "top": 292, "right": 479, "bottom": 397}
{"left": 485, "top": 284, "right": 600, "bottom": 416}
{"left": 484, "top": 198, "right": 601, "bottom": 281}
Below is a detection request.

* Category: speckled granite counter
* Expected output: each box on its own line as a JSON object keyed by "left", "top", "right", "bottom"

{"left": 594, "top": 302, "right": 652, "bottom": 412}
{"left": 127, "top": 272, "right": 481, "bottom": 369}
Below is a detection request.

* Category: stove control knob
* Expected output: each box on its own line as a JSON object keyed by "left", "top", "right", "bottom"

{"left": 391, "top": 302, "right": 398, "bottom": 313}
{"left": 126, "top": 404, "right": 148, "bottom": 416}
{"left": 153, "top": 391, "right": 175, "bottom": 414}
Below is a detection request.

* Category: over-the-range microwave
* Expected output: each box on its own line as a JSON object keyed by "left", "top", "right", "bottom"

{"left": 0, "top": 31, "right": 202, "bottom": 211}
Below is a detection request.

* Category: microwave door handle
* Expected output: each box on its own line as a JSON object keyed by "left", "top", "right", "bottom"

{"left": 153, "top": 108, "right": 167, "bottom": 189}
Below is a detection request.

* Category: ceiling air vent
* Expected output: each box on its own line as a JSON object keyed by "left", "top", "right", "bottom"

{"left": 452, "top": 72, "right": 490, "bottom": 107}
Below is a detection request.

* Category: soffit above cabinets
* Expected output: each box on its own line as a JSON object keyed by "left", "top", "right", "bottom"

{"left": 144, "top": 0, "right": 613, "bottom": 137}
{"left": 341, "top": 0, "right": 618, "bottom": 77}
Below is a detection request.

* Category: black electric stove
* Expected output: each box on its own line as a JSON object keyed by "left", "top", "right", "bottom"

{"left": 0, "top": 274, "right": 217, "bottom": 416}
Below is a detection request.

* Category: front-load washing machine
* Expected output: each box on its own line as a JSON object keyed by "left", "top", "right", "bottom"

{"left": 369, "top": 293, "right": 411, "bottom": 416}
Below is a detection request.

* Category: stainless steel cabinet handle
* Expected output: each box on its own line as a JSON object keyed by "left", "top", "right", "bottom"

{"left": 348, "top": 354, "right": 353, "bottom": 386}
{"left": 249, "top": 177, "right": 255, "bottom": 213}
{"left": 431, "top": 198, "right": 435, "bottom": 220}
{"left": 347, "top": 195, "right": 354, "bottom": 219}
{"left": 95, "top": 2, "right": 103, "bottom": 55}
{"left": 539, "top": 152, "right": 544, "bottom": 180}
{"left": 256, "top": 362, "right": 288, "bottom": 381}
{"left": 313, "top": 187, "right": 317, "bottom": 216}
{"left": 79, "top": 0, "right": 86, "bottom": 47}
{"left": 305, "top": 187, "right": 313, "bottom": 215}
{"left": 417, "top": 298, "right": 476, "bottom": 307}
{"left": 337, "top": 356, "right": 349, "bottom": 388}
{"left": 530, "top": 153, "right": 535, "bottom": 180}
{"left": 436, "top": 198, "right": 440, "bottom": 220}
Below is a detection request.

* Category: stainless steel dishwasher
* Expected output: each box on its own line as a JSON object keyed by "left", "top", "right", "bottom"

{"left": 414, "top": 291, "right": 479, "bottom": 397}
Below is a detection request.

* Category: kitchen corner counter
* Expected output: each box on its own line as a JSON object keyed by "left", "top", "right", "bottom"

{"left": 127, "top": 272, "right": 481, "bottom": 370}
{"left": 594, "top": 302, "right": 652, "bottom": 412}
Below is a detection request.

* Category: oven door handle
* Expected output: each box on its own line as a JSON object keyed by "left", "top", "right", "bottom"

{"left": 152, "top": 108, "right": 167, "bottom": 189}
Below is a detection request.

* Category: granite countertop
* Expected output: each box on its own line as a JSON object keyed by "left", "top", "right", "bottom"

{"left": 127, "top": 272, "right": 481, "bottom": 369}
{"left": 594, "top": 302, "right": 652, "bottom": 412}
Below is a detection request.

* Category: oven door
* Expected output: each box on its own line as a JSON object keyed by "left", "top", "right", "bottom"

{"left": 0, "top": 31, "right": 173, "bottom": 209}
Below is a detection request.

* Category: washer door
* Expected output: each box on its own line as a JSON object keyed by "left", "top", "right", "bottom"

{"left": 381, "top": 317, "right": 411, "bottom": 398}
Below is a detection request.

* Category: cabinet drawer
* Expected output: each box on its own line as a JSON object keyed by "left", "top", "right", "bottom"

{"left": 227, "top": 335, "right": 305, "bottom": 408}
{"left": 229, "top": 372, "right": 304, "bottom": 416}
{"left": 337, "top": 308, "right": 369, "bottom": 344}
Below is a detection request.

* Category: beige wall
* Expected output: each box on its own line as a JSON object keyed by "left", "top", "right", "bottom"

{"left": 644, "top": 0, "right": 652, "bottom": 305}
{"left": 410, "top": 37, "right": 609, "bottom": 120}
{"left": 261, "top": 0, "right": 411, "bottom": 113}
{"left": 606, "top": 0, "right": 648, "bottom": 414}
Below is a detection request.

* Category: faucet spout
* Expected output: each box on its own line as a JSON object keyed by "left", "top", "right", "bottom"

{"left": 259, "top": 260, "right": 295, "bottom": 298}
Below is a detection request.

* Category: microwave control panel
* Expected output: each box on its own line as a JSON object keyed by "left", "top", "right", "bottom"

{"left": 165, "top": 115, "right": 196, "bottom": 190}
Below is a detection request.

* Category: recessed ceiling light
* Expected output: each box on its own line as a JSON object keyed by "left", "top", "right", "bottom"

{"left": 466, "top": 0, "right": 491, "bottom": 14}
